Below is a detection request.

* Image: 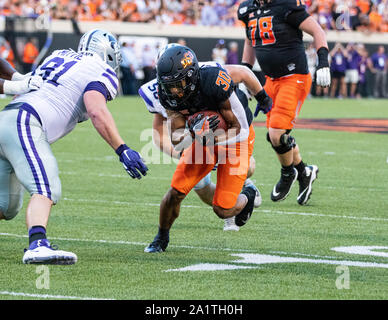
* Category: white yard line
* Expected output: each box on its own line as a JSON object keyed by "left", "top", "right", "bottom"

{"left": 0, "top": 290, "right": 114, "bottom": 300}
{"left": 62, "top": 197, "right": 388, "bottom": 222}
{"left": 0, "top": 232, "right": 253, "bottom": 253}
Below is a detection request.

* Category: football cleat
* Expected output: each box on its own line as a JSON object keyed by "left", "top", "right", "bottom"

{"left": 297, "top": 165, "right": 319, "bottom": 205}
{"left": 22, "top": 239, "right": 77, "bottom": 265}
{"left": 235, "top": 184, "right": 257, "bottom": 227}
{"left": 144, "top": 235, "right": 169, "bottom": 253}
{"left": 244, "top": 178, "right": 262, "bottom": 208}
{"left": 223, "top": 217, "right": 240, "bottom": 231}
{"left": 271, "top": 167, "right": 298, "bottom": 202}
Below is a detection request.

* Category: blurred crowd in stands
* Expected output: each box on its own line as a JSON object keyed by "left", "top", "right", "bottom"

{"left": 1, "top": 0, "right": 388, "bottom": 32}
{"left": 307, "top": 42, "right": 387, "bottom": 98}
{"left": 1, "top": 0, "right": 387, "bottom": 98}
{"left": 118, "top": 36, "right": 387, "bottom": 99}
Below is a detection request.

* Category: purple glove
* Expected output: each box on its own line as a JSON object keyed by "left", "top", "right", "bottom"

{"left": 115, "top": 144, "right": 148, "bottom": 179}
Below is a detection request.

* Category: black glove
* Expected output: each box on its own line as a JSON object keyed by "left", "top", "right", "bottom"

{"left": 189, "top": 114, "right": 220, "bottom": 145}
{"left": 254, "top": 89, "right": 273, "bottom": 117}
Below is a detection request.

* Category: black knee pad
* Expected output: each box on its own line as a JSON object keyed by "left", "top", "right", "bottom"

{"left": 266, "top": 130, "right": 296, "bottom": 155}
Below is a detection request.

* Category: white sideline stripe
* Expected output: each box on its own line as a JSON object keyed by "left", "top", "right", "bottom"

{"left": 62, "top": 197, "right": 202, "bottom": 208}
{"left": 62, "top": 197, "right": 388, "bottom": 222}
{"left": 58, "top": 171, "right": 388, "bottom": 192}
{"left": 1, "top": 233, "right": 384, "bottom": 267}
{"left": 60, "top": 171, "right": 171, "bottom": 180}
{"left": 0, "top": 290, "right": 114, "bottom": 300}
{"left": 0, "top": 232, "right": 253, "bottom": 253}
{"left": 260, "top": 209, "right": 388, "bottom": 222}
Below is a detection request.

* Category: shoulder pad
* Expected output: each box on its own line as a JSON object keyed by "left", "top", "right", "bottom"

{"left": 281, "top": 0, "right": 307, "bottom": 12}
{"left": 237, "top": 0, "right": 256, "bottom": 21}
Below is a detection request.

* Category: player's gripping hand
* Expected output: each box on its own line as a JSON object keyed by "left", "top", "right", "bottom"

{"left": 254, "top": 89, "right": 273, "bottom": 117}
{"left": 3, "top": 75, "right": 43, "bottom": 95}
{"left": 316, "top": 67, "right": 331, "bottom": 88}
{"left": 115, "top": 144, "right": 148, "bottom": 179}
{"left": 316, "top": 47, "right": 331, "bottom": 88}
{"left": 189, "top": 113, "right": 220, "bottom": 145}
{"left": 27, "top": 75, "right": 43, "bottom": 91}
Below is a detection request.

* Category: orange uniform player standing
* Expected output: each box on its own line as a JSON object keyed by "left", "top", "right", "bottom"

{"left": 238, "top": 0, "right": 331, "bottom": 205}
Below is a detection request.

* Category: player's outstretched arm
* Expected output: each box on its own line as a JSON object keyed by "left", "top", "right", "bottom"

{"left": 84, "top": 90, "right": 148, "bottom": 179}
{"left": 299, "top": 16, "right": 331, "bottom": 87}
{"left": 0, "top": 58, "right": 43, "bottom": 95}
{"left": 0, "top": 57, "right": 17, "bottom": 80}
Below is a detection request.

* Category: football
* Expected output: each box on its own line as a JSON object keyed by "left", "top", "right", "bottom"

{"left": 187, "top": 110, "right": 228, "bottom": 131}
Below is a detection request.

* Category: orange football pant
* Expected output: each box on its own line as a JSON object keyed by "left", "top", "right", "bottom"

{"left": 264, "top": 73, "right": 312, "bottom": 130}
{"left": 171, "top": 125, "right": 255, "bottom": 209}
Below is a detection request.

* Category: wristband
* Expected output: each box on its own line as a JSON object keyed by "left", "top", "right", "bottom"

{"left": 317, "top": 47, "right": 329, "bottom": 69}
{"left": 254, "top": 89, "right": 267, "bottom": 102}
{"left": 3, "top": 80, "right": 21, "bottom": 95}
{"left": 115, "top": 144, "right": 128, "bottom": 156}
{"left": 241, "top": 62, "right": 253, "bottom": 70}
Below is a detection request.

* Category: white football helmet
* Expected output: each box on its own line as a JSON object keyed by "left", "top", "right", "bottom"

{"left": 78, "top": 29, "right": 122, "bottom": 72}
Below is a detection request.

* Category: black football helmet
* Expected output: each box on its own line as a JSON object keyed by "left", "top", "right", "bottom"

{"left": 156, "top": 45, "right": 200, "bottom": 107}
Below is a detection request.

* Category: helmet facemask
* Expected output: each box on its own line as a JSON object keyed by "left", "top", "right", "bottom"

{"left": 255, "top": 0, "right": 272, "bottom": 6}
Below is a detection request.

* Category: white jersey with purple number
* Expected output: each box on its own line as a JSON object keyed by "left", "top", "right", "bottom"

{"left": 12, "top": 49, "right": 118, "bottom": 144}
{"left": 138, "top": 61, "right": 222, "bottom": 119}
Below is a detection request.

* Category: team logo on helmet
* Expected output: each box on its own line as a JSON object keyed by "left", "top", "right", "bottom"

{"left": 181, "top": 51, "right": 194, "bottom": 69}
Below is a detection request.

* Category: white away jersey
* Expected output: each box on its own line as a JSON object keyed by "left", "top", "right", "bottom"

{"left": 12, "top": 49, "right": 119, "bottom": 144}
{"left": 138, "top": 61, "right": 222, "bottom": 119}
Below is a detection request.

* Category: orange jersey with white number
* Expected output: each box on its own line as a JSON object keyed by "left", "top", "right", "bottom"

{"left": 238, "top": 0, "right": 310, "bottom": 79}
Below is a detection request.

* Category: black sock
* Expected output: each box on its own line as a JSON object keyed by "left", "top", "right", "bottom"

{"left": 281, "top": 164, "right": 295, "bottom": 174}
{"left": 157, "top": 227, "right": 170, "bottom": 240}
{"left": 295, "top": 161, "right": 306, "bottom": 179}
{"left": 28, "top": 225, "right": 47, "bottom": 244}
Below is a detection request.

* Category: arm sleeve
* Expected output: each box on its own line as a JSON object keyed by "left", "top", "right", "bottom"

{"left": 84, "top": 81, "right": 110, "bottom": 101}
{"left": 284, "top": 1, "right": 310, "bottom": 28}
{"left": 237, "top": 1, "right": 251, "bottom": 26}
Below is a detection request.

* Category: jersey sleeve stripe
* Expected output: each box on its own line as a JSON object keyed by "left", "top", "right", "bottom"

{"left": 84, "top": 81, "right": 109, "bottom": 101}
{"left": 138, "top": 87, "right": 154, "bottom": 108}
{"left": 102, "top": 73, "right": 118, "bottom": 90}
{"left": 105, "top": 68, "right": 118, "bottom": 79}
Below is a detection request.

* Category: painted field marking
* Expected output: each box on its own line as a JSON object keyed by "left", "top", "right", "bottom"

{"left": 1, "top": 232, "right": 387, "bottom": 273}
{"left": 0, "top": 290, "right": 114, "bottom": 300}
{"left": 166, "top": 252, "right": 388, "bottom": 272}
{"left": 0, "top": 232, "right": 253, "bottom": 253}
{"left": 1, "top": 232, "right": 387, "bottom": 264}
{"left": 332, "top": 246, "right": 388, "bottom": 258}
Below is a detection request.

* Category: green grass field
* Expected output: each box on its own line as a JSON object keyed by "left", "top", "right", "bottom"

{"left": 0, "top": 97, "right": 387, "bottom": 300}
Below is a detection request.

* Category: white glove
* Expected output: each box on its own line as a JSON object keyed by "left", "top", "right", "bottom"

{"left": 3, "top": 75, "right": 43, "bottom": 95}
{"left": 316, "top": 67, "right": 331, "bottom": 87}
{"left": 11, "top": 71, "right": 28, "bottom": 81}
